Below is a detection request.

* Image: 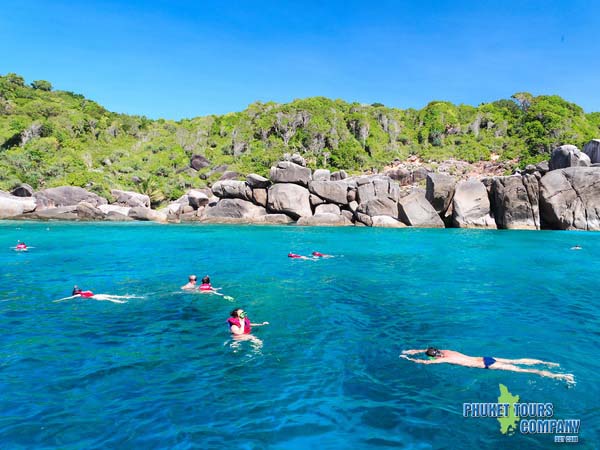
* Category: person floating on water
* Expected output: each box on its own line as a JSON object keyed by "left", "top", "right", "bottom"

{"left": 72, "top": 285, "right": 93, "bottom": 297}
{"left": 15, "top": 241, "right": 27, "bottom": 251}
{"left": 570, "top": 245, "right": 582, "bottom": 250}
{"left": 181, "top": 275, "right": 197, "bottom": 290}
{"left": 400, "top": 348, "right": 574, "bottom": 383}
{"left": 311, "top": 251, "right": 332, "bottom": 258}
{"left": 54, "top": 286, "right": 140, "bottom": 304}
{"left": 227, "top": 308, "right": 269, "bottom": 335}
{"left": 288, "top": 252, "right": 312, "bottom": 260}
{"left": 198, "top": 275, "right": 218, "bottom": 292}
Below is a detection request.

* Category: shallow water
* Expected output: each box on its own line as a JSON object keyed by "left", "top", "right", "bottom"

{"left": 0, "top": 222, "right": 598, "bottom": 449}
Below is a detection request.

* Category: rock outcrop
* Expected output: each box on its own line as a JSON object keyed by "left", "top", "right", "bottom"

{"left": 202, "top": 198, "right": 267, "bottom": 221}
{"left": 267, "top": 183, "right": 312, "bottom": 219}
{"left": 452, "top": 180, "right": 496, "bottom": 228}
{"left": 111, "top": 189, "right": 150, "bottom": 208}
{"left": 549, "top": 145, "right": 590, "bottom": 170}
{"left": 34, "top": 187, "right": 107, "bottom": 209}
{"left": 492, "top": 175, "right": 540, "bottom": 229}
{"left": 269, "top": 161, "right": 312, "bottom": 186}
{"left": 539, "top": 167, "right": 600, "bottom": 230}
{"left": 0, "top": 192, "right": 37, "bottom": 218}
{"left": 583, "top": 139, "right": 600, "bottom": 164}
{"left": 308, "top": 181, "right": 348, "bottom": 205}
{"left": 398, "top": 192, "right": 444, "bottom": 228}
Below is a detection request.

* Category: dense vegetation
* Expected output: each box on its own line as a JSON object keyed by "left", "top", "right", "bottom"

{"left": 1, "top": 73, "right": 599, "bottom": 203}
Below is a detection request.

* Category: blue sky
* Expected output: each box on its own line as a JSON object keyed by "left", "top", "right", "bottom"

{"left": 1, "top": 0, "right": 598, "bottom": 119}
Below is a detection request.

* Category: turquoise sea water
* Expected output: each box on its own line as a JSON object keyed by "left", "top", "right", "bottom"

{"left": 0, "top": 222, "right": 598, "bottom": 449}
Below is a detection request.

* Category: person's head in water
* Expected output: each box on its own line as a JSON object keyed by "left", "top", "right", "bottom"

{"left": 230, "top": 308, "right": 245, "bottom": 319}
{"left": 426, "top": 347, "right": 442, "bottom": 358}
{"left": 202, "top": 275, "right": 210, "bottom": 284}
{"left": 188, "top": 275, "right": 197, "bottom": 283}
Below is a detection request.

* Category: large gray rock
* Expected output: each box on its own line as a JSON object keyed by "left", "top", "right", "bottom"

{"left": 452, "top": 180, "right": 497, "bottom": 228}
{"left": 426, "top": 173, "right": 456, "bottom": 215}
{"left": 539, "top": 167, "right": 600, "bottom": 230}
{"left": 99, "top": 204, "right": 131, "bottom": 216}
{"left": 202, "top": 198, "right": 267, "bottom": 221}
{"left": 0, "top": 192, "right": 37, "bottom": 218}
{"left": 308, "top": 181, "right": 348, "bottom": 205}
{"left": 20, "top": 206, "right": 78, "bottom": 220}
{"left": 211, "top": 180, "right": 253, "bottom": 201}
{"left": 310, "top": 194, "right": 325, "bottom": 207}
{"left": 187, "top": 189, "right": 210, "bottom": 209}
{"left": 246, "top": 174, "right": 271, "bottom": 189}
{"left": 356, "top": 197, "right": 398, "bottom": 218}
{"left": 492, "top": 175, "right": 540, "bottom": 230}
{"left": 296, "top": 213, "right": 352, "bottom": 226}
{"left": 106, "top": 211, "right": 134, "bottom": 222}
{"left": 34, "top": 187, "right": 107, "bottom": 209}
{"left": 76, "top": 202, "right": 106, "bottom": 220}
{"left": 549, "top": 145, "right": 591, "bottom": 170}
{"left": 315, "top": 203, "right": 341, "bottom": 215}
{"left": 10, "top": 184, "right": 34, "bottom": 197}
{"left": 252, "top": 188, "right": 268, "bottom": 207}
{"left": 128, "top": 207, "right": 167, "bottom": 223}
{"left": 267, "top": 184, "right": 312, "bottom": 219}
{"left": 269, "top": 161, "right": 312, "bottom": 186}
{"left": 256, "top": 214, "right": 294, "bottom": 224}
{"left": 583, "top": 139, "right": 600, "bottom": 163}
{"left": 356, "top": 176, "right": 399, "bottom": 204}
{"left": 111, "top": 189, "right": 150, "bottom": 208}
{"left": 313, "top": 169, "right": 331, "bottom": 181}
{"left": 398, "top": 192, "right": 445, "bottom": 228}
{"left": 370, "top": 216, "right": 405, "bottom": 228}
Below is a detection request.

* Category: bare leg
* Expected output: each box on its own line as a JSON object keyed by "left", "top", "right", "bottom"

{"left": 491, "top": 362, "right": 573, "bottom": 383}
{"left": 494, "top": 358, "right": 559, "bottom": 367}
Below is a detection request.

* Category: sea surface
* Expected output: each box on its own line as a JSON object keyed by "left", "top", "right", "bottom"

{"left": 0, "top": 222, "right": 598, "bottom": 449}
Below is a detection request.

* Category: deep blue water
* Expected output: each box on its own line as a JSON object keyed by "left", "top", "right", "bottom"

{"left": 0, "top": 222, "right": 598, "bottom": 449}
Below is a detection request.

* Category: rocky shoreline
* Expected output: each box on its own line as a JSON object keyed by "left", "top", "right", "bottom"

{"left": 2, "top": 139, "right": 600, "bottom": 231}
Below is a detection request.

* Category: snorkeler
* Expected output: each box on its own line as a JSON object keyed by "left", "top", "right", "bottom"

{"left": 198, "top": 275, "right": 216, "bottom": 292}
{"left": 72, "top": 285, "right": 93, "bottom": 297}
{"left": 227, "top": 308, "right": 269, "bottom": 335}
{"left": 15, "top": 242, "right": 27, "bottom": 250}
{"left": 288, "top": 252, "right": 311, "bottom": 260}
{"left": 181, "top": 275, "right": 197, "bottom": 290}
{"left": 55, "top": 286, "right": 141, "bottom": 304}
{"left": 400, "top": 348, "right": 574, "bottom": 383}
{"left": 570, "top": 245, "right": 582, "bottom": 250}
{"left": 311, "top": 251, "right": 333, "bottom": 258}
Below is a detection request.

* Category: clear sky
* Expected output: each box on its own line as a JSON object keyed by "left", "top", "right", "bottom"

{"left": 1, "top": 0, "right": 598, "bottom": 119}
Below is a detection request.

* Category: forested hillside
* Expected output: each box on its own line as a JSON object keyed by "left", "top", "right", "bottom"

{"left": 1, "top": 72, "right": 598, "bottom": 203}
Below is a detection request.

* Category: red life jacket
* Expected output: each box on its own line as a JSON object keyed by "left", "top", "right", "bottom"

{"left": 227, "top": 317, "right": 251, "bottom": 334}
{"left": 199, "top": 283, "right": 212, "bottom": 291}
{"left": 312, "top": 251, "right": 324, "bottom": 257}
{"left": 80, "top": 291, "right": 94, "bottom": 298}
{"left": 288, "top": 253, "right": 302, "bottom": 258}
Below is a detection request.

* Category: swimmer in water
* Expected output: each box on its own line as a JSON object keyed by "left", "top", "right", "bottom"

{"left": 288, "top": 252, "right": 311, "bottom": 260}
{"left": 570, "top": 245, "right": 582, "bottom": 250}
{"left": 311, "top": 251, "right": 333, "bottom": 258}
{"left": 227, "top": 308, "right": 269, "bottom": 336}
{"left": 198, "top": 275, "right": 217, "bottom": 292}
{"left": 400, "top": 348, "right": 574, "bottom": 383}
{"left": 181, "top": 275, "right": 197, "bottom": 290}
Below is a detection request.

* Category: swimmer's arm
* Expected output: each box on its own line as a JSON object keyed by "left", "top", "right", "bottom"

{"left": 401, "top": 349, "right": 426, "bottom": 355}
{"left": 400, "top": 355, "right": 443, "bottom": 364}
{"left": 250, "top": 321, "right": 269, "bottom": 326}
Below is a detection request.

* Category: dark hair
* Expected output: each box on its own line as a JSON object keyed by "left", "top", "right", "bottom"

{"left": 230, "top": 308, "right": 242, "bottom": 318}
{"left": 202, "top": 275, "right": 210, "bottom": 284}
{"left": 426, "top": 347, "right": 442, "bottom": 357}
